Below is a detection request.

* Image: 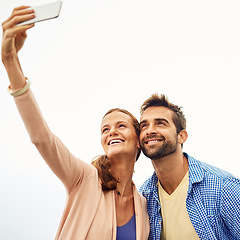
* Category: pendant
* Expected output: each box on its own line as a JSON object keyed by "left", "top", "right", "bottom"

{"left": 116, "top": 190, "right": 121, "bottom": 196}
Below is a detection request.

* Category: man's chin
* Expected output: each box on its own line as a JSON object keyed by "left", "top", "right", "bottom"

{"left": 141, "top": 148, "right": 160, "bottom": 159}
{"left": 141, "top": 147, "right": 175, "bottom": 160}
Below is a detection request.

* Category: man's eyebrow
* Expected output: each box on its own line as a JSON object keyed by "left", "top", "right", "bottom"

{"left": 155, "top": 118, "right": 169, "bottom": 124}
{"left": 140, "top": 120, "right": 147, "bottom": 126}
{"left": 140, "top": 118, "right": 169, "bottom": 125}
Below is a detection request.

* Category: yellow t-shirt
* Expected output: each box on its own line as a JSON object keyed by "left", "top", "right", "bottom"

{"left": 158, "top": 172, "right": 200, "bottom": 240}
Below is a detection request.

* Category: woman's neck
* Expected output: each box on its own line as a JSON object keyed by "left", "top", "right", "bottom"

{"left": 110, "top": 156, "right": 135, "bottom": 196}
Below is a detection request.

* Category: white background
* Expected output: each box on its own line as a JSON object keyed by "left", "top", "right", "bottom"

{"left": 1, "top": 0, "right": 240, "bottom": 239}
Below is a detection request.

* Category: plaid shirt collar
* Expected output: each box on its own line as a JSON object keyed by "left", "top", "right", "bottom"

{"left": 143, "top": 152, "right": 204, "bottom": 196}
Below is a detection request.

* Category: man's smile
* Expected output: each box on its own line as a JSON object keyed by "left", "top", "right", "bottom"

{"left": 143, "top": 135, "right": 165, "bottom": 145}
{"left": 145, "top": 139, "right": 163, "bottom": 145}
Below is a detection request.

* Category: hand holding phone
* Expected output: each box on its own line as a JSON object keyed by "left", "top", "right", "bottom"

{"left": 16, "top": 1, "right": 62, "bottom": 26}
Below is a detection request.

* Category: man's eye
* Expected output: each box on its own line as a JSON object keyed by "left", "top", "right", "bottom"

{"left": 140, "top": 124, "right": 147, "bottom": 129}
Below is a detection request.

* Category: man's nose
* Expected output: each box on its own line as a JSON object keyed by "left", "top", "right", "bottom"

{"left": 146, "top": 124, "right": 157, "bottom": 135}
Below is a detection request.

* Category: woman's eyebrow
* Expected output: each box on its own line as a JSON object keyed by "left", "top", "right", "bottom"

{"left": 101, "top": 121, "right": 128, "bottom": 129}
{"left": 116, "top": 120, "right": 128, "bottom": 125}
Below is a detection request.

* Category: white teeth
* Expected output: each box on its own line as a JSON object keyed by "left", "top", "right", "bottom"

{"left": 109, "top": 139, "right": 123, "bottom": 145}
{"left": 148, "top": 140, "right": 160, "bottom": 144}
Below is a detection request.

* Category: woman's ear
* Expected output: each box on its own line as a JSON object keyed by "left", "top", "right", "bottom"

{"left": 178, "top": 130, "right": 188, "bottom": 144}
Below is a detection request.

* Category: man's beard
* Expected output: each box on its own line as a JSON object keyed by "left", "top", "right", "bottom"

{"left": 141, "top": 135, "right": 178, "bottom": 160}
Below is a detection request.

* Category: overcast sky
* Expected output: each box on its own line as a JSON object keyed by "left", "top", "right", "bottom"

{"left": 1, "top": 0, "right": 240, "bottom": 239}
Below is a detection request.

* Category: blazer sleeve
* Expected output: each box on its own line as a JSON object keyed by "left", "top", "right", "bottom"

{"left": 14, "top": 88, "right": 96, "bottom": 193}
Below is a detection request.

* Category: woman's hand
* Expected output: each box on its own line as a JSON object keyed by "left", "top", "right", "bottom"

{"left": 1, "top": 6, "right": 35, "bottom": 61}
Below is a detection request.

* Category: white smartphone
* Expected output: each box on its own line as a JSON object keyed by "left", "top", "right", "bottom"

{"left": 16, "top": 1, "right": 62, "bottom": 26}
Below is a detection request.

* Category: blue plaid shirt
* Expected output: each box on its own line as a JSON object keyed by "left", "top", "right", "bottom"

{"left": 139, "top": 153, "right": 240, "bottom": 240}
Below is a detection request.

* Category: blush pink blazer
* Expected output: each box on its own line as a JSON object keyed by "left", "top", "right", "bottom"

{"left": 14, "top": 89, "right": 149, "bottom": 240}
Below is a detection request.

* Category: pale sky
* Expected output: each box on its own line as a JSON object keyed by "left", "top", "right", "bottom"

{"left": 1, "top": 0, "right": 240, "bottom": 239}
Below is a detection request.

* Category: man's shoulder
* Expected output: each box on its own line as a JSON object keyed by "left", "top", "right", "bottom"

{"left": 139, "top": 172, "right": 158, "bottom": 194}
{"left": 187, "top": 153, "right": 240, "bottom": 187}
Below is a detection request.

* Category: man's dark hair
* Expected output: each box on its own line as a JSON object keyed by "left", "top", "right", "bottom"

{"left": 140, "top": 93, "right": 186, "bottom": 134}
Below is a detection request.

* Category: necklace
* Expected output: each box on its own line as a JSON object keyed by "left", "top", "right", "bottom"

{"left": 116, "top": 190, "right": 121, "bottom": 196}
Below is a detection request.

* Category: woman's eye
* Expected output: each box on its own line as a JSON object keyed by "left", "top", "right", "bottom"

{"left": 119, "top": 124, "right": 126, "bottom": 128}
{"left": 102, "top": 128, "right": 109, "bottom": 134}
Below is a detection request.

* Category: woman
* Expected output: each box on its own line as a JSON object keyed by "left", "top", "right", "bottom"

{"left": 1, "top": 6, "right": 149, "bottom": 240}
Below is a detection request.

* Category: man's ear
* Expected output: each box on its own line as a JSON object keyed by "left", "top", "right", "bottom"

{"left": 178, "top": 130, "right": 188, "bottom": 144}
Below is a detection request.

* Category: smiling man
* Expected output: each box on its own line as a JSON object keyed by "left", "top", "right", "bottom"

{"left": 139, "top": 94, "right": 240, "bottom": 240}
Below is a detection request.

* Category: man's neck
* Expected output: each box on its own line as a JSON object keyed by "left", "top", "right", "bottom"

{"left": 152, "top": 150, "right": 188, "bottom": 195}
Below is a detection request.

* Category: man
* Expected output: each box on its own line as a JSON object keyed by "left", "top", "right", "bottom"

{"left": 139, "top": 94, "right": 240, "bottom": 240}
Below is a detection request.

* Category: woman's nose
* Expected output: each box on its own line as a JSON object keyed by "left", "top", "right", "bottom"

{"left": 109, "top": 127, "right": 118, "bottom": 136}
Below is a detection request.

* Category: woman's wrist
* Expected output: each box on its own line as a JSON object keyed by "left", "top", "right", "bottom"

{"left": 2, "top": 53, "right": 18, "bottom": 66}
{"left": 7, "top": 78, "right": 31, "bottom": 97}
{"left": 2, "top": 54, "right": 26, "bottom": 90}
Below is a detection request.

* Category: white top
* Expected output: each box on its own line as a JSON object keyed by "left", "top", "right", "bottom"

{"left": 158, "top": 172, "right": 199, "bottom": 240}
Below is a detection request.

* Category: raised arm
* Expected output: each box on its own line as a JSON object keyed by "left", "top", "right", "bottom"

{"left": 1, "top": 6, "right": 35, "bottom": 90}
{"left": 1, "top": 7, "right": 96, "bottom": 193}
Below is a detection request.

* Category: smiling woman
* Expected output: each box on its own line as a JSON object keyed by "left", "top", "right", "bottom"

{"left": 1, "top": 6, "right": 149, "bottom": 240}
{"left": 92, "top": 108, "right": 141, "bottom": 192}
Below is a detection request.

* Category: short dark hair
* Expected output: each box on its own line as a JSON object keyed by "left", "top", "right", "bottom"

{"left": 140, "top": 93, "right": 186, "bottom": 134}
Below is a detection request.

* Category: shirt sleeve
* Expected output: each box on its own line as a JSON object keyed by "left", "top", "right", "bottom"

{"left": 220, "top": 177, "right": 240, "bottom": 239}
{"left": 14, "top": 88, "right": 96, "bottom": 193}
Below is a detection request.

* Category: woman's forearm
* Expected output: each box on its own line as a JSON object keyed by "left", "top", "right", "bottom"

{"left": 2, "top": 54, "right": 26, "bottom": 90}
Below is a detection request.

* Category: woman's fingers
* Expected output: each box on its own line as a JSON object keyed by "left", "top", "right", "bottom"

{"left": 4, "top": 6, "right": 32, "bottom": 23}
{"left": 1, "top": 6, "right": 35, "bottom": 59}
{"left": 3, "top": 6, "right": 35, "bottom": 31}
{"left": 2, "top": 23, "right": 34, "bottom": 55}
{"left": 3, "top": 23, "right": 34, "bottom": 39}
{"left": 12, "top": 5, "right": 31, "bottom": 11}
